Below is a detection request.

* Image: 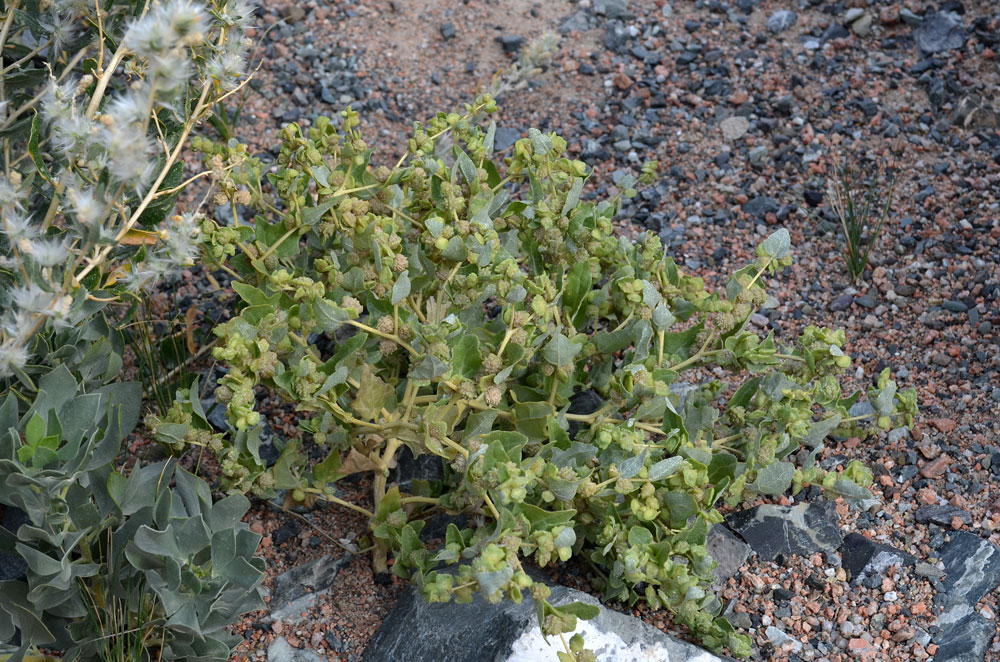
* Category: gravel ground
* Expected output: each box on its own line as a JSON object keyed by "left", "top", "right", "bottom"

{"left": 166, "top": 0, "right": 1000, "bottom": 660}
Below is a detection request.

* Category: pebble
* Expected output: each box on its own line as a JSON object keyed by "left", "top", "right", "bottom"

{"left": 767, "top": 10, "right": 797, "bottom": 34}
{"left": 720, "top": 116, "right": 749, "bottom": 141}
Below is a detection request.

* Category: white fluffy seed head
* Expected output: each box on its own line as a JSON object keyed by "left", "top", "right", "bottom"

{"left": 26, "top": 238, "right": 69, "bottom": 268}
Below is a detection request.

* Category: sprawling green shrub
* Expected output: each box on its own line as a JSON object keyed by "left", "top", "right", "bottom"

{"left": 0, "top": 365, "right": 265, "bottom": 662}
{"left": 158, "top": 98, "right": 916, "bottom": 657}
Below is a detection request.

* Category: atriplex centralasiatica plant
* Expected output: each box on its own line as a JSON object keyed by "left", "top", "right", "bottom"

{"left": 827, "top": 162, "right": 896, "bottom": 284}
{"left": 0, "top": 0, "right": 256, "bottom": 388}
{"left": 152, "top": 98, "right": 918, "bottom": 657}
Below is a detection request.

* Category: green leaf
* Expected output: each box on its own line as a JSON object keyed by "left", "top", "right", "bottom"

{"left": 350, "top": 365, "right": 393, "bottom": 421}
{"left": 728, "top": 377, "right": 761, "bottom": 409}
{"left": 477, "top": 566, "right": 513, "bottom": 597}
{"left": 313, "top": 298, "right": 351, "bottom": 332}
{"left": 484, "top": 121, "right": 497, "bottom": 155}
{"left": 232, "top": 282, "right": 280, "bottom": 306}
{"left": 24, "top": 412, "right": 45, "bottom": 446}
{"left": 617, "top": 448, "right": 647, "bottom": 479}
{"left": 28, "top": 112, "right": 51, "bottom": 181}
{"left": 803, "top": 414, "right": 841, "bottom": 447}
{"left": 391, "top": 270, "right": 411, "bottom": 306}
{"left": 594, "top": 324, "right": 634, "bottom": 354}
{"left": 652, "top": 304, "right": 675, "bottom": 331}
{"left": 663, "top": 491, "right": 698, "bottom": 527}
{"left": 561, "top": 177, "right": 584, "bottom": 216}
{"left": 312, "top": 450, "right": 343, "bottom": 485}
{"left": 542, "top": 333, "right": 580, "bottom": 366}
{"left": 563, "top": 262, "right": 591, "bottom": 327}
{"left": 557, "top": 601, "right": 600, "bottom": 621}
{"left": 648, "top": 456, "right": 683, "bottom": 481}
{"left": 519, "top": 504, "right": 576, "bottom": 532}
{"left": 752, "top": 461, "right": 795, "bottom": 496}
{"left": 760, "top": 228, "right": 791, "bottom": 259}
{"left": 456, "top": 150, "right": 477, "bottom": 185}
{"left": 410, "top": 355, "right": 449, "bottom": 381}
{"left": 450, "top": 336, "right": 483, "bottom": 379}
{"left": 627, "top": 525, "right": 653, "bottom": 547}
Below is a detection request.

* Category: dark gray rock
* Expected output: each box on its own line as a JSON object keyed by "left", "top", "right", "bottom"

{"left": 0, "top": 506, "right": 28, "bottom": 581}
{"left": 915, "top": 505, "right": 973, "bottom": 527}
{"left": 934, "top": 607, "right": 994, "bottom": 662}
{"left": 726, "top": 501, "right": 843, "bottom": 562}
{"left": 560, "top": 10, "right": 593, "bottom": 34}
{"left": 389, "top": 446, "right": 444, "bottom": 493}
{"left": 841, "top": 532, "right": 917, "bottom": 584}
{"left": 592, "top": 0, "right": 633, "bottom": 20}
{"left": 440, "top": 22, "right": 456, "bottom": 40}
{"left": 266, "top": 553, "right": 352, "bottom": 623}
{"left": 829, "top": 293, "right": 853, "bottom": 312}
{"left": 567, "top": 389, "right": 604, "bottom": 439}
{"left": 741, "top": 196, "right": 778, "bottom": 218}
{"left": 363, "top": 579, "right": 734, "bottom": 662}
{"left": 931, "top": 533, "right": 1000, "bottom": 661}
{"left": 767, "top": 10, "right": 797, "bottom": 33}
{"left": 915, "top": 12, "right": 966, "bottom": 53}
{"left": 938, "top": 532, "right": 1000, "bottom": 607}
{"left": 497, "top": 35, "right": 525, "bottom": 55}
{"left": 707, "top": 525, "right": 750, "bottom": 586}
{"left": 492, "top": 127, "right": 522, "bottom": 152}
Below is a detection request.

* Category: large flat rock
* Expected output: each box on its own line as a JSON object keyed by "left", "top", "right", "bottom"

{"left": 932, "top": 533, "right": 1000, "bottom": 662}
{"left": 363, "top": 580, "right": 734, "bottom": 662}
{"left": 725, "top": 501, "right": 842, "bottom": 562}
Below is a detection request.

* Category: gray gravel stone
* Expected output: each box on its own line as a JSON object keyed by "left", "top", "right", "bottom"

{"left": 266, "top": 553, "right": 352, "bottom": 623}
{"left": 829, "top": 293, "right": 853, "bottom": 312}
{"left": 269, "top": 637, "right": 328, "bottom": 662}
{"left": 766, "top": 10, "right": 796, "bottom": 34}
{"left": 915, "top": 505, "right": 973, "bottom": 526}
{"left": 707, "top": 524, "right": 751, "bottom": 586}
{"left": 914, "top": 12, "right": 966, "bottom": 54}
{"left": 720, "top": 116, "right": 749, "bottom": 141}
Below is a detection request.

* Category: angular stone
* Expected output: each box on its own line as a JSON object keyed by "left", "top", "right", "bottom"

{"left": 741, "top": 196, "right": 778, "bottom": 218}
{"left": 363, "top": 580, "right": 735, "bottom": 662}
{"left": 268, "top": 637, "right": 328, "bottom": 662}
{"left": 767, "top": 10, "right": 796, "bottom": 34}
{"left": 841, "top": 533, "right": 917, "bottom": 584}
{"left": 720, "top": 116, "right": 749, "bottom": 141}
{"left": 266, "top": 553, "right": 351, "bottom": 623}
{"left": 389, "top": 445, "right": 444, "bottom": 494}
{"left": 914, "top": 12, "right": 966, "bottom": 54}
{"left": 934, "top": 607, "right": 995, "bottom": 662}
{"left": 915, "top": 505, "right": 971, "bottom": 526}
{"left": 938, "top": 532, "right": 1000, "bottom": 608}
{"left": 725, "top": 501, "right": 843, "bottom": 562}
{"left": 707, "top": 524, "right": 751, "bottom": 585}
{"left": 492, "top": 127, "right": 523, "bottom": 152}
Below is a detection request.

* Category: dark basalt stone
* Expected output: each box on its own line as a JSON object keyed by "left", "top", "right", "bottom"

{"left": 726, "top": 501, "right": 842, "bottom": 562}
{"left": 841, "top": 532, "right": 917, "bottom": 584}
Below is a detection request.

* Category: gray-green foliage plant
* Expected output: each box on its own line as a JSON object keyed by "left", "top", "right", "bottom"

{"left": 0, "top": 0, "right": 254, "bottom": 385}
{"left": 0, "top": 365, "right": 265, "bottom": 662}
{"left": 155, "top": 97, "right": 917, "bottom": 657}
